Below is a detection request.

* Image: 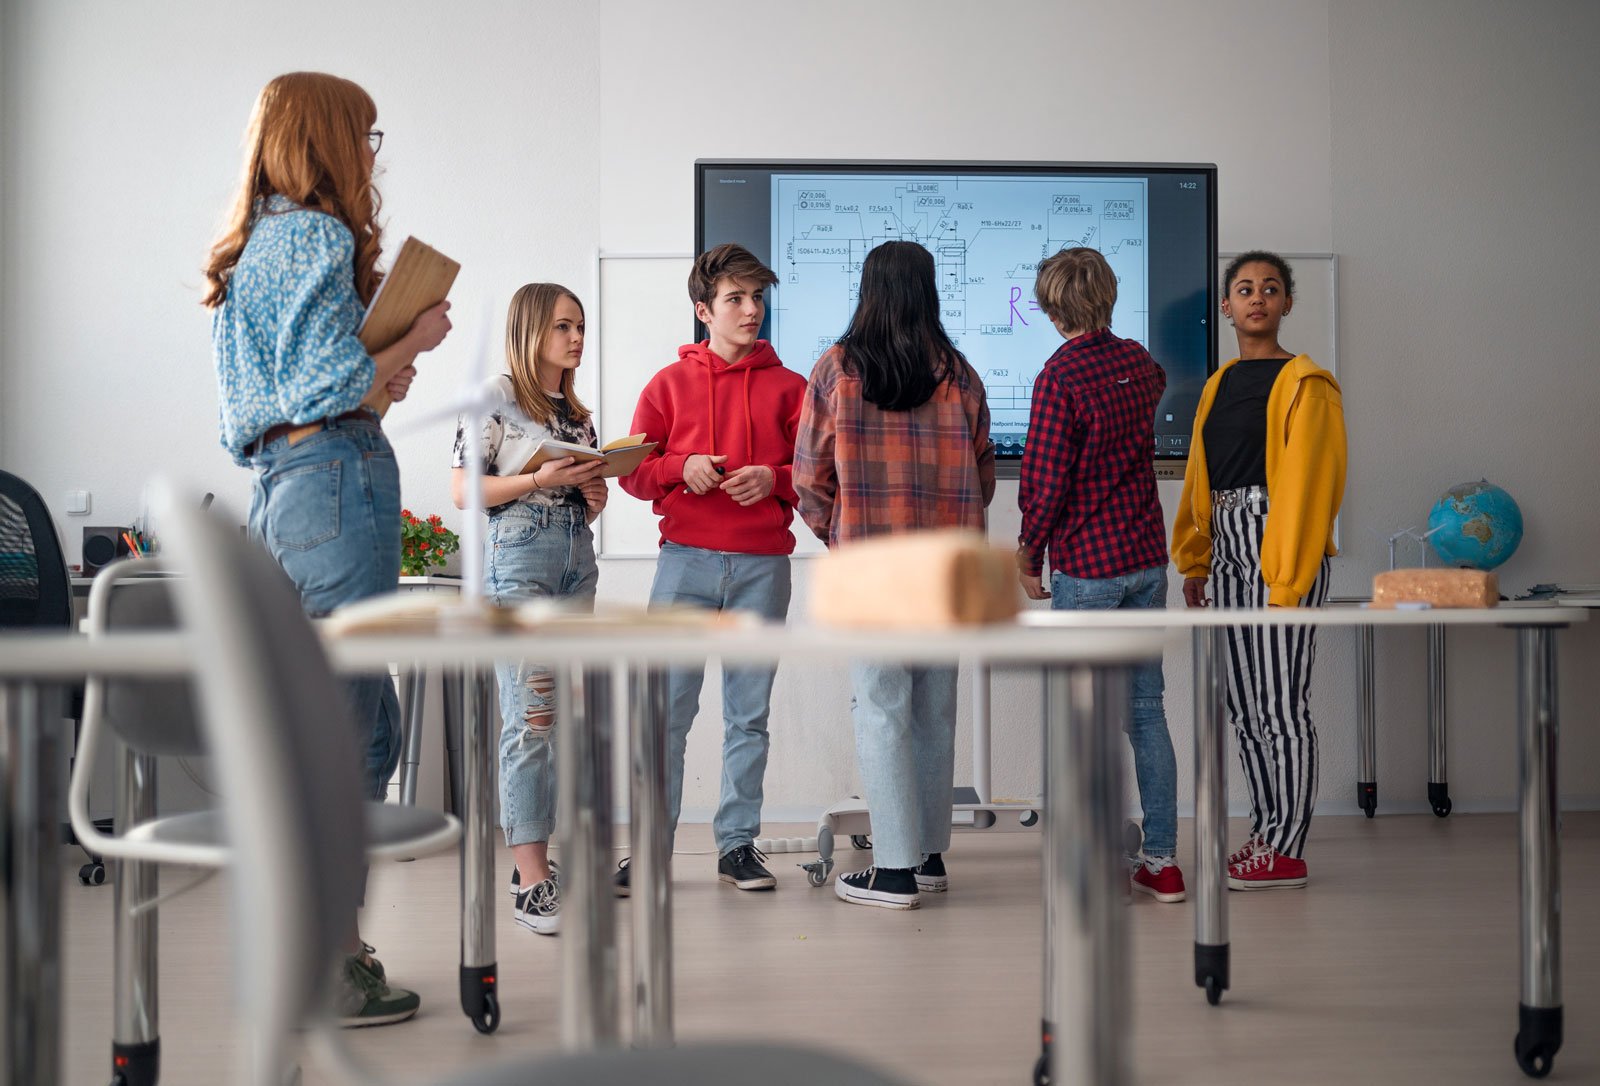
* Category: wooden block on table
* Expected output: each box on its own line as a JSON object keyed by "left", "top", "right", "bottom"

{"left": 811, "top": 529, "right": 1020, "bottom": 628}
{"left": 1370, "top": 568, "right": 1498, "bottom": 609}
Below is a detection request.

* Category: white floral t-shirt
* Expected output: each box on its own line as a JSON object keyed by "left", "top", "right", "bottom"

{"left": 451, "top": 375, "right": 596, "bottom": 515}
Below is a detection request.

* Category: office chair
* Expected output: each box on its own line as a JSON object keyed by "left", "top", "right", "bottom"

{"left": 0, "top": 467, "right": 108, "bottom": 884}
{"left": 68, "top": 550, "right": 460, "bottom": 1086}
{"left": 151, "top": 489, "right": 907, "bottom": 1086}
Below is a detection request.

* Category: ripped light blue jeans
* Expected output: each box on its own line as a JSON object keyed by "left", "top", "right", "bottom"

{"left": 486, "top": 503, "right": 597, "bottom": 846}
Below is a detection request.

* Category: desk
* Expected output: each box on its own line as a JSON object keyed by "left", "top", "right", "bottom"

{"left": 1022, "top": 605, "right": 1582, "bottom": 1079}
{"left": 1, "top": 625, "right": 1159, "bottom": 1086}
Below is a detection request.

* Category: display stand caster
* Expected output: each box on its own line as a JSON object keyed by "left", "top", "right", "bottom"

{"left": 850, "top": 834, "right": 872, "bottom": 851}
{"left": 80, "top": 861, "right": 107, "bottom": 885}
{"left": 801, "top": 858, "right": 834, "bottom": 887}
{"left": 1429, "top": 781, "right": 1453, "bottom": 818}
{"left": 109, "top": 1039, "right": 159, "bottom": 1086}
{"left": 1357, "top": 781, "right": 1376, "bottom": 818}
{"left": 1514, "top": 1005, "right": 1561, "bottom": 1078}
{"left": 460, "top": 964, "right": 500, "bottom": 1034}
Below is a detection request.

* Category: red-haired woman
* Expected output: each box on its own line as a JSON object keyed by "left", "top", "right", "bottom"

{"left": 203, "top": 72, "right": 450, "bottom": 1026}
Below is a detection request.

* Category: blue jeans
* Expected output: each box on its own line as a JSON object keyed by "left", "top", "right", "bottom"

{"left": 248, "top": 413, "right": 402, "bottom": 802}
{"left": 850, "top": 664, "right": 959, "bottom": 871}
{"left": 1051, "top": 565, "right": 1177, "bottom": 857}
{"left": 486, "top": 504, "right": 598, "bottom": 847}
{"left": 648, "top": 542, "right": 791, "bottom": 855}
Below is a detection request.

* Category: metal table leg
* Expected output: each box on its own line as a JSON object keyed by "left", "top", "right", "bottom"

{"left": 441, "top": 669, "right": 465, "bottom": 819}
{"left": 558, "top": 664, "right": 618, "bottom": 1049}
{"left": 1192, "top": 627, "right": 1229, "bottom": 1005}
{"left": 1042, "top": 665, "right": 1129, "bottom": 1086}
{"left": 397, "top": 668, "right": 427, "bottom": 807}
{"left": 1357, "top": 625, "right": 1377, "bottom": 817}
{"left": 629, "top": 667, "right": 673, "bottom": 1046}
{"left": 2, "top": 681, "right": 64, "bottom": 1086}
{"left": 112, "top": 747, "right": 160, "bottom": 1085}
{"left": 459, "top": 670, "right": 499, "bottom": 1033}
{"left": 1428, "top": 625, "right": 1452, "bottom": 817}
{"left": 1036, "top": 674, "right": 1055, "bottom": 1085}
{"left": 1513, "top": 626, "right": 1562, "bottom": 1078}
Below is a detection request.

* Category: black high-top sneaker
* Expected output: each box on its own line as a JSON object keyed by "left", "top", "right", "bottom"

{"left": 835, "top": 866, "right": 920, "bottom": 910}
{"left": 915, "top": 853, "right": 948, "bottom": 892}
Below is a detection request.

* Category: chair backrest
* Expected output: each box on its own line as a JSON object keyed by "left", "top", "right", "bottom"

{"left": 157, "top": 489, "right": 367, "bottom": 1085}
{"left": 0, "top": 469, "right": 72, "bottom": 629}
{"left": 91, "top": 568, "right": 207, "bottom": 756}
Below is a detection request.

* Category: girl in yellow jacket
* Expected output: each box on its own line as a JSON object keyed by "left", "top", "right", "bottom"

{"left": 1172, "top": 251, "right": 1346, "bottom": 891}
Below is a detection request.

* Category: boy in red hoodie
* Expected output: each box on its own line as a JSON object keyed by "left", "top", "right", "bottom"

{"left": 619, "top": 244, "right": 807, "bottom": 892}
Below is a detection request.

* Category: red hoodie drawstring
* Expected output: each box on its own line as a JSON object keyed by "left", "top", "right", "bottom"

{"left": 743, "top": 368, "right": 754, "bottom": 464}
{"left": 704, "top": 364, "right": 718, "bottom": 458}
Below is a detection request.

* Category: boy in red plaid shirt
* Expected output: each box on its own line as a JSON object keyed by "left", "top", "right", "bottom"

{"left": 1016, "top": 246, "right": 1184, "bottom": 903}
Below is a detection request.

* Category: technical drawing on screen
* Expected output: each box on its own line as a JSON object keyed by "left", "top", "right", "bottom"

{"left": 697, "top": 161, "right": 1217, "bottom": 472}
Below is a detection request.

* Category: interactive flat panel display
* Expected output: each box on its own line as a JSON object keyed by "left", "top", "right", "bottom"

{"left": 695, "top": 160, "right": 1217, "bottom": 472}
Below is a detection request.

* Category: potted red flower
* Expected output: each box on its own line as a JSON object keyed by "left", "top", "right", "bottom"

{"left": 400, "top": 509, "right": 461, "bottom": 577}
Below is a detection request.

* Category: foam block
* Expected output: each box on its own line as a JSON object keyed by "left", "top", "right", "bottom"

{"left": 811, "top": 529, "right": 1020, "bottom": 628}
{"left": 1370, "top": 568, "right": 1499, "bottom": 609}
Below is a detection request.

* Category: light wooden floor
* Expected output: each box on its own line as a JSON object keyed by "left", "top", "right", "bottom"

{"left": 60, "top": 813, "right": 1599, "bottom": 1085}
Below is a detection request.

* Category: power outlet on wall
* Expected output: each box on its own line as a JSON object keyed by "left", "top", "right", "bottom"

{"left": 65, "top": 490, "right": 91, "bottom": 515}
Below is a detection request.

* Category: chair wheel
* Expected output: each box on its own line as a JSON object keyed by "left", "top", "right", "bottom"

{"left": 1205, "top": 976, "right": 1223, "bottom": 1005}
{"left": 850, "top": 834, "right": 872, "bottom": 850}
{"left": 79, "top": 862, "right": 106, "bottom": 886}
{"left": 471, "top": 990, "right": 500, "bottom": 1035}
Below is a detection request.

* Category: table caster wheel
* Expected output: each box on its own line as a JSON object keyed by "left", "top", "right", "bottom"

{"left": 471, "top": 990, "right": 500, "bottom": 1035}
{"left": 1429, "top": 782, "right": 1452, "bottom": 818}
{"left": 80, "top": 862, "right": 106, "bottom": 886}
{"left": 1205, "top": 976, "right": 1223, "bottom": 1005}
{"left": 850, "top": 834, "right": 872, "bottom": 851}
{"left": 1357, "top": 782, "right": 1376, "bottom": 818}
{"left": 1515, "top": 1005, "right": 1561, "bottom": 1078}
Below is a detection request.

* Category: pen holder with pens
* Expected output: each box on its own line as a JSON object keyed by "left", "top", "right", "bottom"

{"left": 82, "top": 525, "right": 155, "bottom": 576}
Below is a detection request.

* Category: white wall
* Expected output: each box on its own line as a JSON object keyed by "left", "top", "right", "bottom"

{"left": 3, "top": 0, "right": 1595, "bottom": 828}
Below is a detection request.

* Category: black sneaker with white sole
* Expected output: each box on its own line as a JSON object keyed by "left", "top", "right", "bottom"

{"left": 915, "top": 853, "right": 948, "bottom": 892}
{"left": 718, "top": 844, "right": 777, "bottom": 890}
{"left": 835, "top": 866, "right": 920, "bottom": 910}
{"left": 513, "top": 875, "right": 561, "bottom": 936}
{"left": 509, "top": 860, "right": 559, "bottom": 897}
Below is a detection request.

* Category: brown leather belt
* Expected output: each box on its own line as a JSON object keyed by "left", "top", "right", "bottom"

{"left": 249, "top": 409, "right": 374, "bottom": 457}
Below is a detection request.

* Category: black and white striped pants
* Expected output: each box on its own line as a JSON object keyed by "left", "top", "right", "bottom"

{"left": 1211, "top": 491, "right": 1330, "bottom": 859}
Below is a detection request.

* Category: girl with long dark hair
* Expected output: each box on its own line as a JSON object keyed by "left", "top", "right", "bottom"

{"left": 795, "top": 240, "right": 995, "bottom": 910}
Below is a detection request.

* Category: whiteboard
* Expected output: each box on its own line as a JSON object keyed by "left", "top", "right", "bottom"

{"left": 592, "top": 252, "right": 827, "bottom": 559}
{"left": 1217, "top": 252, "right": 1337, "bottom": 378}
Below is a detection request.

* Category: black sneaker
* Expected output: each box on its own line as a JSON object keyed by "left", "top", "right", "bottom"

{"left": 835, "top": 866, "right": 920, "bottom": 910}
{"left": 718, "top": 844, "right": 777, "bottom": 891}
{"left": 915, "top": 853, "right": 948, "bottom": 893}
{"left": 614, "top": 857, "right": 631, "bottom": 897}
{"left": 514, "top": 876, "right": 560, "bottom": 936}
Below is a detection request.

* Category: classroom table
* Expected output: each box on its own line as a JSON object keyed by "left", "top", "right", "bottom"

{"left": 1021, "top": 604, "right": 1583, "bottom": 1080}
{"left": 0, "top": 622, "right": 1162, "bottom": 1086}
{"left": 327, "top": 621, "right": 1164, "bottom": 1086}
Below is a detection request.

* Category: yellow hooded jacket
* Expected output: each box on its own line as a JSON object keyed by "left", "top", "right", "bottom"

{"left": 1171, "top": 355, "right": 1346, "bottom": 607}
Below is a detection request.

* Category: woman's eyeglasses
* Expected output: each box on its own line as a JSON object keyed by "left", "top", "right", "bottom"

{"left": 367, "top": 130, "right": 384, "bottom": 154}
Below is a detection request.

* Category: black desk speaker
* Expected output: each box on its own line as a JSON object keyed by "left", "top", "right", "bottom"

{"left": 82, "top": 526, "right": 131, "bottom": 576}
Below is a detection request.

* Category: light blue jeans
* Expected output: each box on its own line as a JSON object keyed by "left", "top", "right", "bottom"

{"left": 1050, "top": 565, "right": 1177, "bottom": 857}
{"left": 849, "top": 664, "right": 959, "bottom": 871}
{"left": 648, "top": 542, "right": 791, "bottom": 855}
{"left": 486, "top": 503, "right": 598, "bottom": 847}
{"left": 248, "top": 413, "right": 402, "bottom": 802}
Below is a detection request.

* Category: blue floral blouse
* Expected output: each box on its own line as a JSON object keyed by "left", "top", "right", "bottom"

{"left": 212, "top": 195, "right": 375, "bottom": 464}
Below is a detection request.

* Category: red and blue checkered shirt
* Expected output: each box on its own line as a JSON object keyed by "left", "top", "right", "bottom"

{"left": 795, "top": 346, "right": 996, "bottom": 547}
{"left": 1017, "top": 329, "right": 1168, "bottom": 579}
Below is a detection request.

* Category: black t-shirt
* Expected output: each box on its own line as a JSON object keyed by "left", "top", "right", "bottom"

{"left": 550, "top": 397, "right": 587, "bottom": 509}
{"left": 1202, "top": 358, "right": 1291, "bottom": 490}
